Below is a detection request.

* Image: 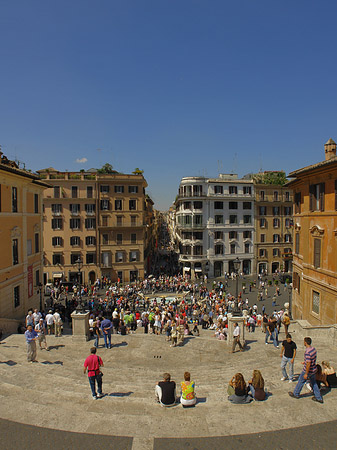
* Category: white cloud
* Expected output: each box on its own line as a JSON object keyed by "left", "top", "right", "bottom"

{"left": 75, "top": 157, "right": 88, "bottom": 164}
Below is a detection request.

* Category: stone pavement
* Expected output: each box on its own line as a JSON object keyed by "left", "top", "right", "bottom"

{"left": 0, "top": 323, "right": 336, "bottom": 450}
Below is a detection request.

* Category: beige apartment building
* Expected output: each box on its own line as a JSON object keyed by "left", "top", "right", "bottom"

{"left": 254, "top": 173, "right": 293, "bottom": 274}
{"left": 39, "top": 168, "right": 153, "bottom": 284}
{"left": 0, "top": 153, "right": 48, "bottom": 320}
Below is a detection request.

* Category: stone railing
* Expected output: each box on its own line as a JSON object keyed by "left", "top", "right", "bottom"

{"left": 0, "top": 318, "right": 23, "bottom": 336}
{"left": 289, "top": 320, "right": 337, "bottom": 347}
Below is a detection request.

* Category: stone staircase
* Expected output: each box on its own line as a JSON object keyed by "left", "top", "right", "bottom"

{"left": 0, "top": 327, "right": 336, "bottom": 445}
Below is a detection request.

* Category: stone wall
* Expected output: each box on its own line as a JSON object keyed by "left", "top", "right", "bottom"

{"left": 289, "top": 320, "right": 337, "bottom": 347}
{"left": 0, "top": 318, "right": 23, "bottom": 336}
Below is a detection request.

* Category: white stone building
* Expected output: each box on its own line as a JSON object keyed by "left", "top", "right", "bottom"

{"left": 174, "top": 174, "right": 254, "bottom": 278}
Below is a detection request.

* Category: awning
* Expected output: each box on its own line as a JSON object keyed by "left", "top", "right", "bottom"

{"left": 194, "top": 268, "right": 202, "bottom": 272}
{"left": 184, "top": 267, "right": 191, "bottom": 271}
{"left": 53, "top": 273, "right": 63, "bottom": 278}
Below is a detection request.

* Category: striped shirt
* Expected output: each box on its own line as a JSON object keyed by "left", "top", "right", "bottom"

{"left": 303, "top": 346, "right": 317, "bottom": 374}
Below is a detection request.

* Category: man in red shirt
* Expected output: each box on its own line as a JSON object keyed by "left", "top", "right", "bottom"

{"left": 84, "top": 347, "right": 104, "bottom": 399}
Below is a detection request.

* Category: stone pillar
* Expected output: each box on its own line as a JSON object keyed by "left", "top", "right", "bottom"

{"left": 227, "top": 315, "right": 246, "bottom": 348}
{"left": 71, "top": 311, "right": 90, "bottom": 342}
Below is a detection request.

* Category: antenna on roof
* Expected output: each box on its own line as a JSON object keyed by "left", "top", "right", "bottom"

{"left": 217, "top": 160, "right": 223, "bottom": 175}
{"left": 259, "top": 153, "right": 263, "bottom": 173}
{"left": 232, "top": 153, "right": 238, "bottom": 174}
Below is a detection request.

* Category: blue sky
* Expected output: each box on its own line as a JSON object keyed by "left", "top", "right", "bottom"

{"left": 1, "top": 0, "right": 337, "bottom": 210}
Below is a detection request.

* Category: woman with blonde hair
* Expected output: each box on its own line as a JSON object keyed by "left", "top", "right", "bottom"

{"left": 228, "top": 373, "right": 253, "bottom": 404}
{"left": 321, "top": 361, "right": 337, "bottom": 388}
{"left": 180, "top": 371, "right": 196, "bottom": 407}
{"left": 248, "top": 370, "right": 266, "bottom": 401}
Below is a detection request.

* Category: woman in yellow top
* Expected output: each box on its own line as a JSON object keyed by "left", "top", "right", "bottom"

{"left": 180, "top": 371, "right": 196, "bottom": 407}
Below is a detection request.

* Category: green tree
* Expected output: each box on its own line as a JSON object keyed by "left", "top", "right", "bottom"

{"left": 97, "top": 163, "right": 117, "bottom": 174}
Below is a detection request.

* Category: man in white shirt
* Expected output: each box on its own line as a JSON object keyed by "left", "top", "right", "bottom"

{"left": 45, "top": 310, "right": 55, "bottom": 335}
{"left": 231, "top": 322, "right": 244, "bottom": 353}
{"left": 53, "top": 310, "right": 62, "bottom": 337}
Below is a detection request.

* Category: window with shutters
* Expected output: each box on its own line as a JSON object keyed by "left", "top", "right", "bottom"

{"left": 229, "top": 215, "right": 237, "bottom": 224}
{"left": 52, "top": 204, "right": 62, "bottom": 215}
{"left": 70, "top": 236, "right": 80, "bottom": 246}
{"left": 87, "top": 186, "right": 93, "bottom": 198}
{"left": 215, "top": 244, "right": 223, "bottom": 255}
{"left": 115, "top": 199, "right": 122, "bottom": 210}
{"left": 229, "top": 231, "right": 237, "bottom": 239}
{"left": 85, "top": 218, "right": 96, "bottom": 229}
{"left": 116, "top": 251, "right": 125, "bottom": 262}
{"left": 229, "top": 186, "right": 238, "bottom": 194}
{"left": 52, "top": 218, "right": 63, "bottom": 230}
{"left": 230, "top": 243, "right": 236, "bottom": 254}
{"left": 102, "top": 234, "right": 109, "bottom": 245}
{"left": 273, "top": 206, "right": 280, "bottom": 216}
{"left": 14, "top": 286, "right": 20, "bottom": 308}
{"left": 12, "top": 187, "right": 18, "bottom": 212}
{"left": 243, "top": 186, "right": 251, "bottom": 195}
{"left": 131, "top": 233, "right": 137, "bottom": 244}
{"left": 309, "top": 183, "right": 325, "bottom": 211}
{"left": 244, "top": 243, "right": 250, "bottom": 253}
{"left": 117, "top": 234, "right": 123, "bottom": 244}
{"left": 215, "top": 215, "right": 224, "bottom": 224}
{"left": 100, "top": 199, "right": 110, "bottom": 210}
{"left": 71, "top": 186, "right": 78, "bottom": 198}
{"left": 193, "top": 245, "right": 203, "bottom": 256}
{"left": 243, "top": 231, "right": 252, "bottom": 239}
{"left": 52, "top": 236, "right": 63, "bottom": 247}
{"left": 53, "top": 253, "right": 63, "bottom": 265}
{"left": 54, "top": 186, "right": 60, "bottom": 198}
{"left": 71, "top": 253, "right": 81, "bottom": 265}
{"left": 273, "top": 218, "right": 280, "bottom": 228}
{"left": 215, "top": 231, "right": 223, "bottom": 240}
{"left": 260, "top": 218, "right": 266, "bottom": 228}
{"left": 129, "top": 199, "right": 137, "bottom": 210}
{"left": 273, "top": 248, "right": 279, "bottom": 257}
{"left": 243, "top": 215, "right": 251, "bottom": 224}
{"left": 313, "top": 238, "right": 321, "bottom": 268}
{"left": 214, "top": 185, "right": 223, "bottom": 194}
{"left": 259, "top": 206, "right": 267, "bottom": 216}
{"left": 13, "top": 239, "right": 19, "bottom": 265}
{"left": 129, "top": 186, "right": 138, "bottom": 193}
{"left": 86, "top": 236, "right": 96, "bottom": 246}
{"left": 294, "top": 192, "right": 301, "bottom": 214}
{"left": 295, "top": 233, "right": 300, "bottom": 254}
{"left": 34, "top": 194, "right": 39, "bottom": 213}
{"left": 312, "top": 290, "right": 320, "bottom": 315}
{"left": 70, "top": 218, "right": 80, "bottom": 229}
{"left": 85, "top": 204, "right": 95, "bottom": 215}
{"left": 35, "top": 233, "right": 39, "bottom": 253}
{"left": 70, "top": 204, "right": 80, "bottom": 215}
{"left": 86, "top": 253, "right": 96, "bottom": 264}
{"left": 115, "top": 186, "right": 124, "bottom": 193}
{"left": 260, "top": 234, "right": 265, "bottom": 243}
{"left": 129, "top": 251, "right": 139, "bottom": 262}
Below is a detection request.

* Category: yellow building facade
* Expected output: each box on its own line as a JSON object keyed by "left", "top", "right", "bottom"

{"left": 288, "top": 139, "right": 337, "bottom": 325}
{"left": 254, "top": 178, "right": 293, "bottom": 274}
{"left": 0, "top": 154, "right": 48, "bottom": 319}
{"left": 39, "top": 168, "right": 153, "bottom": 284}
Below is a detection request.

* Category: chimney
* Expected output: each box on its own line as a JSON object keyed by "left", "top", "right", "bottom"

{"left": 325, "top": 138, "right": 336, "bottom": 161}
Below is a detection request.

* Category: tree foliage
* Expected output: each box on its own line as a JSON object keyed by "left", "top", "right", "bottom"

{"left": 252, "top": 171, "right": 287, "bottom": 185}
{"left": 97, "top": 163, "right": 117, "bottom": 174}
{"left": 133, "top": 167, "right": 144, "bottom": 175}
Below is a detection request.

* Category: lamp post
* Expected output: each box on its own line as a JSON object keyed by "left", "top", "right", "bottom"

{"left": 38, "top": 282, "right": 43, "bottom": 312}
{"left": 232, "top": 257, "right": 241, "bottom": 316}
{"left": 75, "top": 257, "right": 84, "bottom": 313}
